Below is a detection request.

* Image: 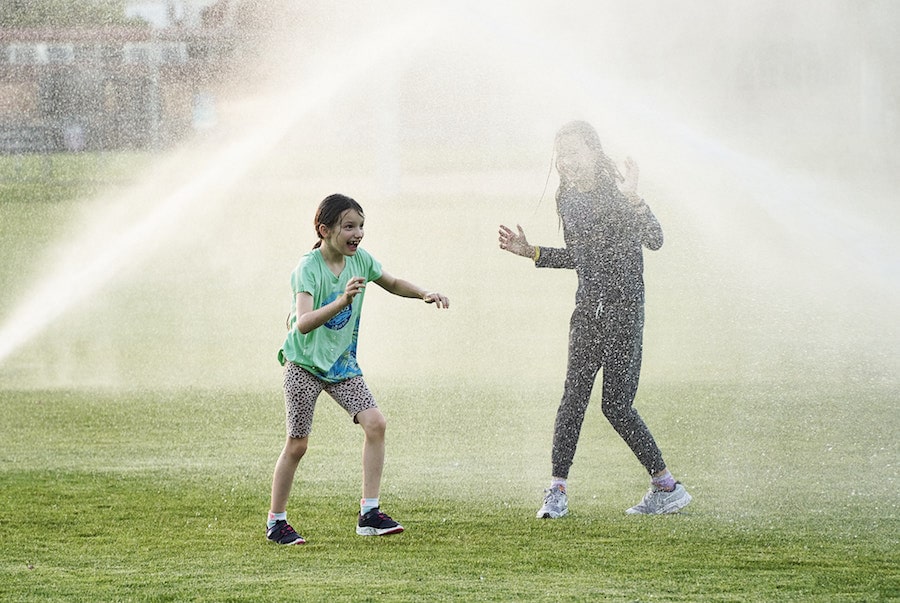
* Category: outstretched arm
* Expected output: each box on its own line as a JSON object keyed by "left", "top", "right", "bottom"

{"left": 500, "top": 223, "right": 574, "bottom": 268}
{"left": 374, "top": 271, "right": 450, "bottom": 309}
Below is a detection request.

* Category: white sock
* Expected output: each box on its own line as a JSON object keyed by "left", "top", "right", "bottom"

{"left": 267, "top": 511, "right": 287, "bottom": 528}
{"left": 551, "top": 478, "right": 567, "bottom": 491}
{"left": 361, "top": 498, "right": 379, "bottom": 514}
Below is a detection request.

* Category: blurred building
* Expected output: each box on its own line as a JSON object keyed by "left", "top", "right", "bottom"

{"left": 0, "top": 0, "right": 238, "bottom": 153}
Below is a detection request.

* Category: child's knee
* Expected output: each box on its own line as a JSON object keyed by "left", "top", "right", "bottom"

{"left": 284, "top": 436, "right": 308, "bottom": 459}
{"left": 358, "top": 409, "right": 386, "bottom": 437}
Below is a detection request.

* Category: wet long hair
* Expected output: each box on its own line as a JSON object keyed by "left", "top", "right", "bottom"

{"left": 548, "top": 121, "right": 624, "bottom": 229}
{"left": 534, "top": 122, "right": 623, "bottom": 227}
{"left": 312, "top": 193, "right": 365, "bottom": 249}
{"left": 554, "top": 120, "right": 623, "bottom": 199}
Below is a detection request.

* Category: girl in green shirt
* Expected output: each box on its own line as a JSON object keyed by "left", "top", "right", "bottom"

{"left": 266, "top": 193, "right": 449, "bottom": 545}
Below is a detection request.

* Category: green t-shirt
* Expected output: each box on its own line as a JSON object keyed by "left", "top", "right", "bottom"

{"left": 278, "top": 247, "right": 383, "bottom": 383}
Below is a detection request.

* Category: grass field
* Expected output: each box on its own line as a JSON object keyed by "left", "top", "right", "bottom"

{"left": 0, "top": 381, "right": 897, "bottom": 602}
{"left": 1, "top": 154, "right": 898, "bottom": 601}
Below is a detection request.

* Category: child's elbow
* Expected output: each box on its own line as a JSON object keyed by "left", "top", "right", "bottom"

{"left": 645, "top": 233, "right": 664, "bottom": 251}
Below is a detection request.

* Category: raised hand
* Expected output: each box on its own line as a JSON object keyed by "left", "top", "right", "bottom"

{"left": 343, "top": 276, "right": 366, "bottom": 302}
{"left": 498, "top": 224, "right": 533, "bottom": 258}
{"left": 620, "top": 156, "right": 639, "bottom": 191}
{"left": 619, "top": 156, "right": 644, "bottom": 205}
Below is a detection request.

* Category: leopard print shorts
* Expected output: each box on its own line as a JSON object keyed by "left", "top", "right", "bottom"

{"left": 282, "top": 361, "right": 378, "bottom": 438}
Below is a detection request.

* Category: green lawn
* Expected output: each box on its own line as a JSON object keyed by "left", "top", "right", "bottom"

{"left": 0, "top": 383, "right": 896, "bottom": 602}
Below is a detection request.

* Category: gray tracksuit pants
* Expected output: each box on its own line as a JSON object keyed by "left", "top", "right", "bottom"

{"left": 551, "top": 301, "right": 666, "bottom": 478}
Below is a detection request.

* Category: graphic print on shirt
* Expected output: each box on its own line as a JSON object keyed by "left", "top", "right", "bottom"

{"left": 322, "top": 291, "right": 352, "bottom": 330}
{"left": 328, "top": 316, "right": 361, "bottom": 379}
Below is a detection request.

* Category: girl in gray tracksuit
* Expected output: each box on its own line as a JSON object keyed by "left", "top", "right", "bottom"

{"left": 499, "top": 120, "right": 691, "bottom": 517}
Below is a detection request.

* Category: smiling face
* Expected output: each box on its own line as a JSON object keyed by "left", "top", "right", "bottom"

{"left": 556, "top": 132, "right": 597, "bottom": 190}
{"left": 320, "top": 209, "right": 364, "bottom": 256}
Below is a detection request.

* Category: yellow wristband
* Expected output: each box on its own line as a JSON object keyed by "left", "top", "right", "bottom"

{"left": 533, "top": 246, "right": 541, "bottom": 262}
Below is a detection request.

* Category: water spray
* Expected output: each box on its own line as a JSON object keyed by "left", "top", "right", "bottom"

{"left": 0, "top": 9, "right": 443, "bottom": 366}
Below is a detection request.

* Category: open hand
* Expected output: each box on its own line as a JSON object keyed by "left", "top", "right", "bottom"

{"left": 619, "top": 156, "right": 639, "bottom": 193}
{"left": 423, "top": 292, "right": 450, "bottom": 309}
{"left": 499, "top": 224, "right": 533, "bottom": 258}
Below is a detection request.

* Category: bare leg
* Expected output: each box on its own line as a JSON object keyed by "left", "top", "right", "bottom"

{"left": 269, "top": 436, "right": 308, "bottom": 513}
{"left": 356, "top": 408, "right": 386, "bottom": 499}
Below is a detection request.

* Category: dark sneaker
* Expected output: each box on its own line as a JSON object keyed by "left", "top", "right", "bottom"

{"left": 356, "top": 507, "right": 404, "bottom": 536}
{"left": 266, "top": 520, "right": 306, "bottom": 545}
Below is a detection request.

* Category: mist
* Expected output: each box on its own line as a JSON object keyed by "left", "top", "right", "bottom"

{"left": 0, "top": 0, "right": 898, "bottom": 391}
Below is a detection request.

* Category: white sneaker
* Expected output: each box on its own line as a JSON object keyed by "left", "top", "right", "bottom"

{"left": 626, "top": 483, "right": 692, "bottom": 515}
{"left": 536, "top": 485, "right": 568, "bottom": 519}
